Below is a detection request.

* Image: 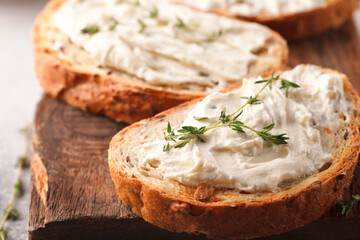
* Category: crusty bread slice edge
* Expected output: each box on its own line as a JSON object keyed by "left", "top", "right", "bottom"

{"left": 33, "top": 0, "right": 288, "bottom": 124}
{"left": 108, "top": 66, "right": 360, "bottom": 239}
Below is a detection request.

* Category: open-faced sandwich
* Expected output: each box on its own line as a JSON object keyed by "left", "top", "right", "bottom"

{"left": 109, "top": 64, "right": 360, "bottom": 239}
{"left": 33, "top": 0, "right": 288, "bottom": 123}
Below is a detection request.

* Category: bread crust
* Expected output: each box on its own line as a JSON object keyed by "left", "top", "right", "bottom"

{"left": 108, "top": 66, "right": 360, "bottom": 239}
{"left": 189, "top": 0, "right": 359, "bottom": 41}
{"left": 33, "top": 0, "right": 288, "bottom": 124}
{"left": 34, "top": 52, "right": 201, "bottom": 124}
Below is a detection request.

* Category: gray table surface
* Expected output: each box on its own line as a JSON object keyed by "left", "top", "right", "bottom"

{"left": 0, "top": 0, "right": 46, "bottom": 239}
{"left": 0, "top": 1, "right": 359, "bottom": 239}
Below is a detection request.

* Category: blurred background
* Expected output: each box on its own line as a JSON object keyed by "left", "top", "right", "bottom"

{"left": 0, "top": 0, "right": 359, "bottom": 239}
{"left": 0, "top": 1, "right": 46, "bottom": 239}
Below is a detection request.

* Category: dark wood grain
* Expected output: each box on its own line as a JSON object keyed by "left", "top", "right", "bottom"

{"left": 289, "top": 19, "right": 360, "bottom": 91}
{"left": 29, "top": 19, "right": 360, "bottom": 240}
{"left": 29, "top": 94, "right": 206, "bottom": 240}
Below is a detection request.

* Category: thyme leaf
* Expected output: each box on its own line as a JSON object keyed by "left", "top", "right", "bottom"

{"left": 3, "top": 207, "right": 18, "bottom": 221}
{"left": 240, "top": 96, "right": 262, "bottom": 105}
{"left": 149, "top": 7, "right": 158, "bottom": 18}
{"left": 169, "top": 125, "right": 206, "bottom": 149}
{"left": 81, "top": 25, "right": 100, "bottom": 35}
{"left": 163, "top": 143, "right": 170, "bottom": 152}
{"left": 229, "top": 121, "right": 245, "bottom": 133}
{"left": 232, "top": 110, "right": 243, "bottom": 122}
{"left": 13, "top": 180, "right": 22, "bottom": 198}
{"left": 337, "top": 194, "right": 360, "bottom": 216}
{"left": 193, "top": 116, "right": 209, "bottom": 121}
{"left": 207, "top": 30, "right": 223, "bottom": 42}
{"left": 137, "top": 19, "right": 147, "bottom": 33}
{"left": 258, "top": 131, "right": 289, "bottom": 145}
{"left": 16, "top": 156, "right": 28, "bottom": 168}
{"left": 109, "top": 22, "right": 118, "bottom": 31}
{"left": 219, "top": 108, "right": 230, "bottom": 123}
{"left": 280, "top": 79, "right": 300, "bottom": 97}
{"left": 167, "top": 122, "right": 172, "bottom": 134}
{"left": 176, "top": 17, "right": 186, "bottom": 28}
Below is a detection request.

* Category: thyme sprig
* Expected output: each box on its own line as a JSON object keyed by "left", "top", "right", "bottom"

{"left": 0, "top": 126, "right": 29, "bottom": 240}
{"left": 337, "top": 194, "right": 360, "bottom": 216}
{"left": 163, "top": 72, "right": 299, "bottom": 151}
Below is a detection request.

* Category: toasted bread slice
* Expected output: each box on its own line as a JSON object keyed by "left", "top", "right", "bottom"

{"left": 108, "top": 65, "right": 360, "bottom": 239}
{"left": 33, "top": 0, "right": 288, "bottom": 124}
{"left": 175, "top": 0, "right": 359, "bottom": 40}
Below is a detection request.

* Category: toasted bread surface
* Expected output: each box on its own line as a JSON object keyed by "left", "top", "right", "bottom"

{"left": 108, "top": 66, "right": 360, "bottom": 239}
{"left": 33, "top": 0, "right": 288, "bottom": 124}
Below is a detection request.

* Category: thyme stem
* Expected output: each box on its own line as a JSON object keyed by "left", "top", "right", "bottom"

{"left": 0, "top": 125, "right": 29, "bottom": 240}
{"left": 213, "top": 73, "right": 275, "bottom": 127}
{"left": 170, "top": 122, "right": 274, "bottom": 149}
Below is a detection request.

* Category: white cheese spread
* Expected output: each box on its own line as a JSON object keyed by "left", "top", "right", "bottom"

{"left": 176, "top": 0, "right": 327, "bottom": 17}
{"left": 137, "top": 65, "right": 352, "bottom": 192}
{"left": 53, "top": 0, "right": 275, "bottom": 89}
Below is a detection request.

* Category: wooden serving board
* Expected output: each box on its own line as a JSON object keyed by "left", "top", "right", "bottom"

{"left": 29, "top": 19, "right": 360, "bottom": 240}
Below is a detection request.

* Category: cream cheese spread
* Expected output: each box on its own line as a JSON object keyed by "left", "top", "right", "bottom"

{"left": 137, "top": 65, "right": 352, "bottom": 192}
{"left": 176, "top": 0, "right": 327, "bottom": 17}
{"left": 53, "top": 0, "right": 274, "bottom": 89}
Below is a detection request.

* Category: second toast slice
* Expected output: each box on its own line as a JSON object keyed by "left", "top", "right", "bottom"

{"left": 33, "top": 0, "right": 288, "bottom": 124}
